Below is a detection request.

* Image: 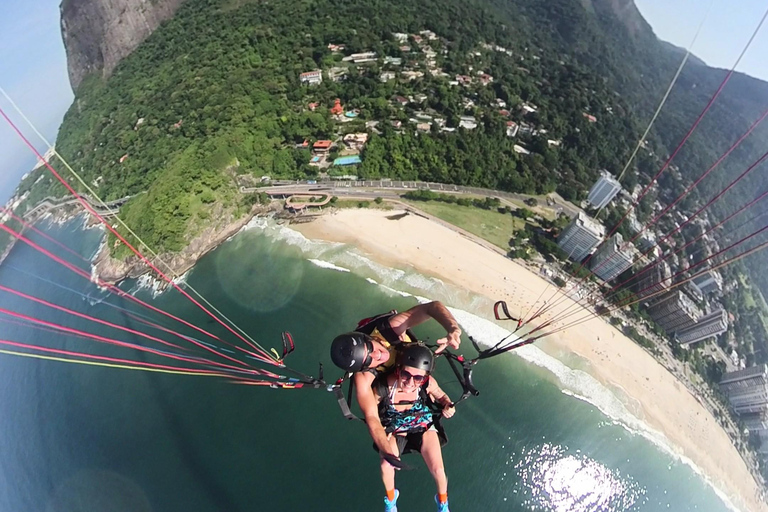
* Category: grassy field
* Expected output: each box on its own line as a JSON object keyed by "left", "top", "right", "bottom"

{"left": 402, "top": 199, "right": 525, "bottom": 250}
{"left": 506, "top": 198, "right": 557, "bottom": 221}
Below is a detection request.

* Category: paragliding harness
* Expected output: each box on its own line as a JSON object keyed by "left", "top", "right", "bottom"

{"left": 273, "top": 301, "right": 530, "bottom": 418}
{"left": 372, "top": 372, "right": 449, "bottom": 454}
{"left": 329, "top": 310, "right": 480, "bottom": 424}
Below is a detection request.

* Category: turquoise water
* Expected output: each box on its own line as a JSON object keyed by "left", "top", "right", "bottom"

{"left": 0, "top": 216, "right": 742, "bottom": 511}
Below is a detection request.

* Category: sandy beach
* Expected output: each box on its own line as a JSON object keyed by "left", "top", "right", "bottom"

{"left": 294, "top": 207, "right": 767, "bottom": 512}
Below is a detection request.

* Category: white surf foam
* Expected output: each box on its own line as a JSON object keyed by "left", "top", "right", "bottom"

{"left": 308, "top": 259, "right": 351, "bottom": 273}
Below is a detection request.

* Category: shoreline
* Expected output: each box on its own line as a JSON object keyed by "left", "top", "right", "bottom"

{"left": 291, "top": 207, "right": 767, "bottom": 512}
{"left": 90, "top": 202, "right": 281, "bottom": 284}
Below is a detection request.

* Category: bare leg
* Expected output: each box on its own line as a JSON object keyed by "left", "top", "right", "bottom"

{"left": 380, "top": 435, "right": 401, "bottom": 492}
{"left": 420, "top": 430, "right": 448, "bottom": 494}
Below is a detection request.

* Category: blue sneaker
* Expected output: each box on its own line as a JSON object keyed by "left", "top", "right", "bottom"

{"left": 384, "top": 490, "right": 399, "bottom": 512}
{"left": 435, "top": 495, "right": 450, "bottom": 512}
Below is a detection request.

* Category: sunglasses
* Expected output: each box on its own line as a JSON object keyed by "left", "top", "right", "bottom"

{"left": 399, "top": 368, "right": 428, "bottom": 385}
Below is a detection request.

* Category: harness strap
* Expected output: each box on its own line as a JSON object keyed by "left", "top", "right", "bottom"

{"left": 330, "top": 374, "right": 363, "bottom": 421}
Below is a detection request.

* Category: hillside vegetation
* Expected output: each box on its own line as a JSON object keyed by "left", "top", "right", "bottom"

{"left": 27, "top": 0, "right": 768, "bottom": 284}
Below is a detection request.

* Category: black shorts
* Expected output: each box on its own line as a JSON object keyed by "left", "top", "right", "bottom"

{"left": 372, "top": 425, "right": 447, "bottom": 456}
{"left": 372, "top": 431, "right": 427, "bottom": 456}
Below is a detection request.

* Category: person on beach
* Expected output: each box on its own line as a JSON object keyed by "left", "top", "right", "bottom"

{"left": 373, "top": 343, "right": 454, "bottom": 512}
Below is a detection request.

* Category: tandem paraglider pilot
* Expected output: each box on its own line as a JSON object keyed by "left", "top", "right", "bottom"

{"left": 330, "top": 301, "right": 462, "bottom": 512}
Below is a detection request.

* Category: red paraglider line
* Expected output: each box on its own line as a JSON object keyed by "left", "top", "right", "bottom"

{"left": 0, "top": 305, "right": 265, "bottom": 376}
{"left": 0, "top": 106, "right": 274, "bottom": 363}
{"left": 527, "top": 9, "right": 768, "bottom": 325}
{"left": 0, "top": 223, "right": 267, "bottom": 368}
{"left": 539, "top": 149, "right": 768, "bottom": 327}
{"left": 528, "top": 223, "right": 768, "bottom": 338}
{"left": 0, "top": 206, "right": 87, "bottom": 262}
{"left": 0, "top": 283, "right": 187, "bottom": 351}
{"left": 0, "top": 339, "right": 268, "bottom": 382}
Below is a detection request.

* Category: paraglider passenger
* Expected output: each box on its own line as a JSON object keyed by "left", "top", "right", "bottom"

{"left": 374, "top": 343, "right": 454, "bottom": 512}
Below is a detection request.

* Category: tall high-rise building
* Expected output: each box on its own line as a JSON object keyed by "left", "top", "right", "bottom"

{"left": 636, "top": 261, "right": 671, "bottom": 300}
{"left": 646, "top": 289, "right": 701, "bottom": 333}
{"left": 692, "top": 270, "right": 723, "bottom": 295}
{"left": 589, "top": 233, "right": 637, "bottom": 282}
{"left": 720, "top": 365, "right": 768, "bottom": 415}
{"left": 587, "top": 170, "right": 622, "bottom": 209}
{"left": 675, "top": 308, "right": 729, "bottom": 346}
{"left": 738, "top": 410, "right": 768, "bottom": 431}
{"left": 557, "top": 212, "right": 605, "bottom": 262}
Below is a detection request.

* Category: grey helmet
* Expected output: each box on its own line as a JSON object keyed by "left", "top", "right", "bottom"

{"left": 396, "top": 342, "right": 434, "bottom": 373}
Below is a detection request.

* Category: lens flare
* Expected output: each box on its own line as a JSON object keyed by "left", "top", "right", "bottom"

{"left": 514, "top": 443, "right": 645, "bottom": 511}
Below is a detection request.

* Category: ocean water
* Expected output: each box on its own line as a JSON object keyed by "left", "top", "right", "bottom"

{"left": 0, "top": 215, "right": 743, "bottom": 512}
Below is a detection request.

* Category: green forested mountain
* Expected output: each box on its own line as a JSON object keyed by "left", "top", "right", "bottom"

{"left": 43, "top": 0, "right": 768, "bottom": 283}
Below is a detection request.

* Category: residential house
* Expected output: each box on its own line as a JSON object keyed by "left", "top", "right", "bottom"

{"left": 583, "top": 112, "right": 597, "bottom": 123}
{"left": 519, "top": 122, "right": 534, "bottom": 134}
{"left": 456, "top": 75, "right": 472, "bottom": 85}
{"left": 478, "top": 73, "right": 493, "bottom": 86}
{"left": 513, "top": 144, "right": 530, "bottom": 155}
{"left": 419, "top": 30, "right": 437, "bottom": 40}
{"left": 308, "top": 102, "right": 320, "bottom": 111}
{"left": 393, "top": 32, "right": 409, "bottom": 42}
{"left": 380, "top": 71, "right": 396, "bottom": 82}
{"left": 330, "top": 99, "right": 344, "bottom": 116}
{"left": 506, "top": 121, "right": 519, "bottom": 138}
{"left": 343, "top": 133, "right": 369, "bottom": 151}
{"left": 399, "top": 45, "right": 412, "bottom": 52}
{"left": 300, "top": 70, "right": 323, "bottom": 85}
{"left": 520, "top": 103, "right": 538, "bottom": 115}
{"left": 327, "top": 43, "right": 346, "bottom": 53}
{"left": 313, "top": 140, "right": 333, "bottom": 154}
{"left": 393, "top": 96, "right": 409, "bottom": 107}
{"left": 401, "top": 71, "right": 424, "bottom": 81}
{"left": 416, "top": 123, "right": 432, "bottom": 132}
{"left": 384, "top": 56, "right": 403, "bottom": 66}
{"left": 342, "top": 52, "right": 377, "bottom": 63}
{"left": 327, "top": 67, "right": 348, "bottom": 82}
{"left": 459, "top": 116, "right": 477, "bottom": 130}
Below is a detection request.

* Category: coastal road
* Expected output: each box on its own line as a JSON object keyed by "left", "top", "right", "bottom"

{"left": 243, "top": 180, "right": 580, "bottom": 218}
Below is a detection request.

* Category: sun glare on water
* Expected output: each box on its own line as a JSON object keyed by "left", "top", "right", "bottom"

{"left": 514, "top": 443, "right": 645, "bottom": 511}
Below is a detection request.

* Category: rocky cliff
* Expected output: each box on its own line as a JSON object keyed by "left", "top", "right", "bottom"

{"left": 60, "top": 0, "right": 186, "bottom": 91}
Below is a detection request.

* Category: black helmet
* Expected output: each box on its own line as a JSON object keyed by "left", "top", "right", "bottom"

{"left": 330, "top": 332, "right": 374, "bottom": 372}
{"left": 396, "top": 343, "right": 434, "bottom": 373}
